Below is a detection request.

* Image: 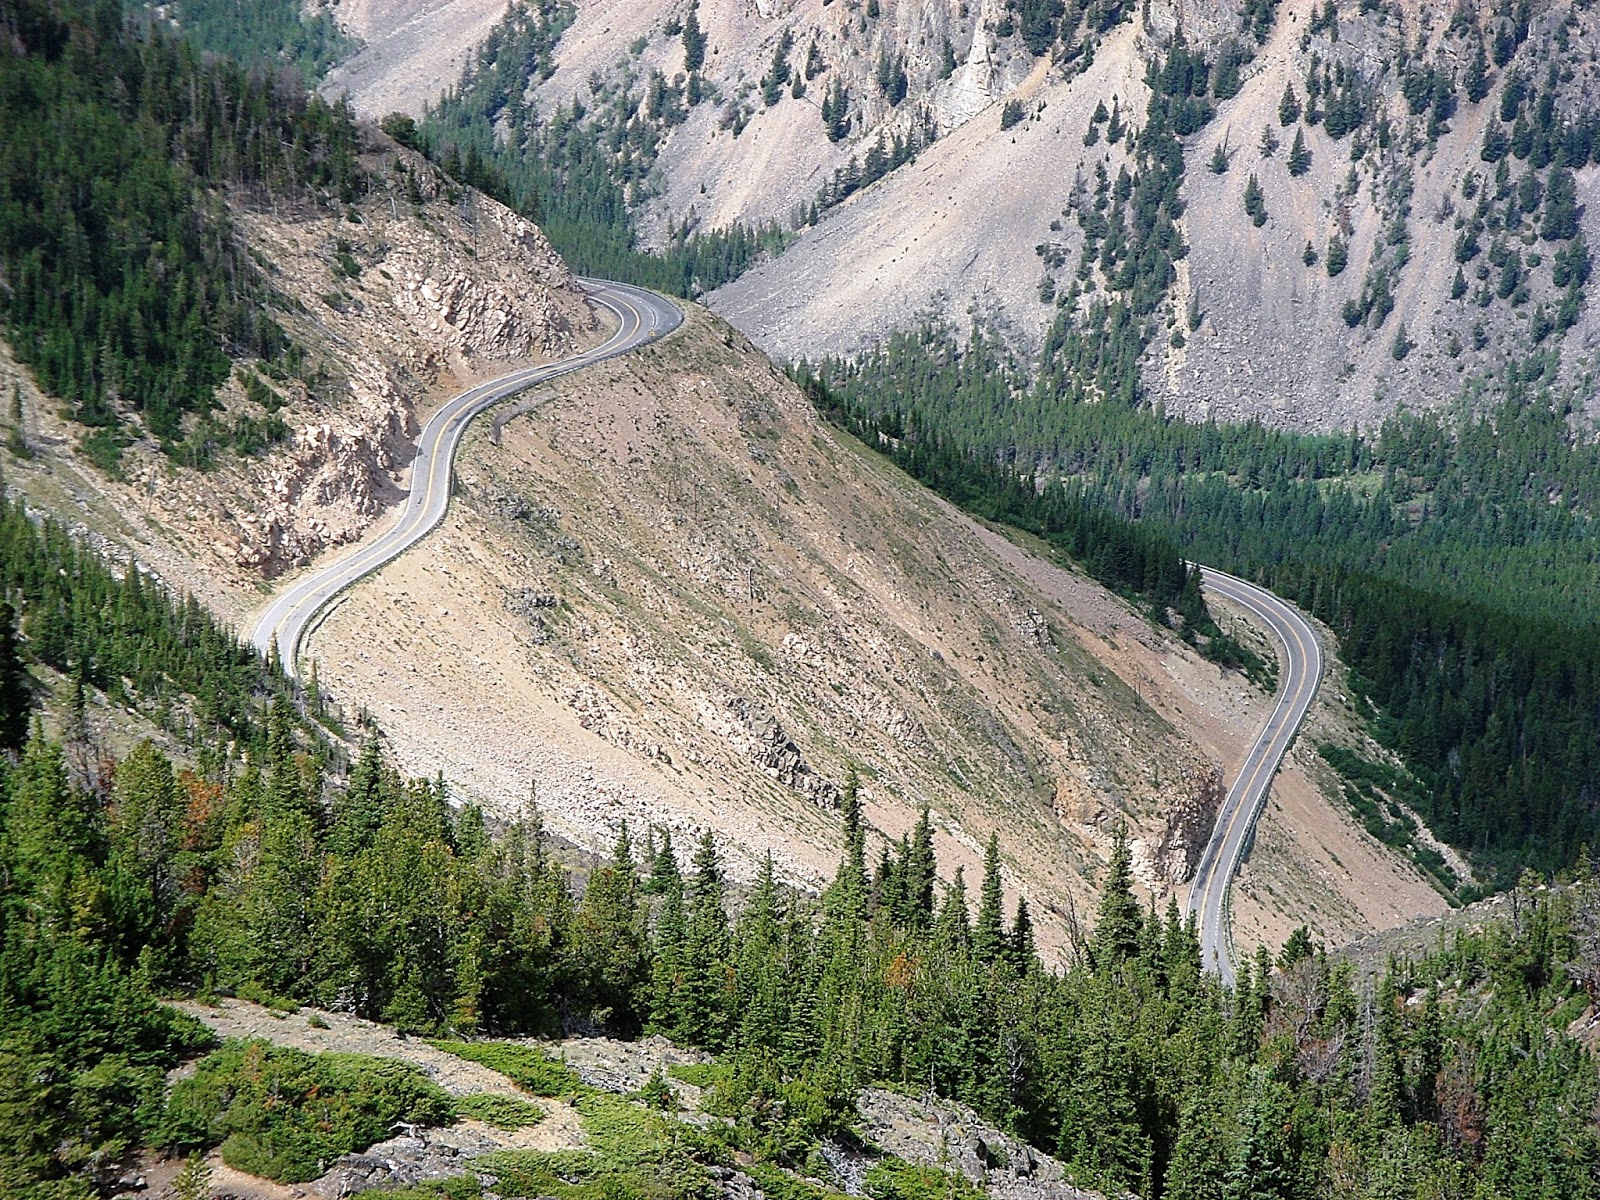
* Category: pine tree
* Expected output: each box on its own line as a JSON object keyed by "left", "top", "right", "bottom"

{"left": 0, "top": 602, "right": 33, "bottom": 755}
{"left": 1303, "top": 240, "right": 1318, "bottom": 266}
{"left": 935, "top": 865, "right": 971, "bottom": 948}
{"left": 681, "top": 3, "right": 705, "bottom": 73}
{"left": 1465, "top": 40, "right": 1490, "bottom": 104}
{"left": 1208, "top": 142, "right": 1229, "bottom": 174}
{"left": 1391, "top": 322, "right": 1412, "bottom": 360}
{"left": 822, "top": 78, "right": 851, "bottom": 142}
{"left": 648, "top": 867, "right": 688, "bottom": 1039}
{"left": 1010, "top": 897, "right": 1036, "bottom": 970}
{"left": 904, "top": 805, "right": 936, "bottom": 929}
{"left": 834, "top": 766, "right": 869, "bottom": 914}
{"left": 684, "top": 831, "right": 731, "bottom": 1048}
{"left": 1243, "top": 173, "right": 1268, "bottom": 226}
{"left": 974, "top": 833, "right": 1007, "bottom": 962}
{"left": 1287, "top": 127, "right": 1312, "bottom": 176}
{"left": 332, "top": 736, "right": 385, "bottom": 856}
{"left": 1326, "top": 233, "right": 1348, "bottom": 276}
{"left": 646, "top": 829, "right": 680, "bottom": 895}
{"left": 1091, "top": 825, "right": 1143, "bottom": 970}
{"left": 1278, "top": 82, "right": 1301, "bottom": 126}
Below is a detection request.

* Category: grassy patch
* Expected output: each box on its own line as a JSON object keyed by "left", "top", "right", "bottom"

{"left": 744, "top": 1162, "right": 851, "bottom": 1200}
{"left": 362, "top": 1179, "right": 483, "bottom": 1200}
{"left": 162, "top": 1040, "right": 453, "bottom": 1183}
{"left": 473, "top": 1102, "right": 725, "bottom": 1200}
{"left": 666, "top": 1062, "right": 730, "bottom": 1090}
{"left": 428, "top": 1040, "right": 583, "bottom": 1097}
{"left": 453, "top": 1093, "right": 545, "bottom": 1129}
{"left": 863, "top": 1160, "right": 984, "bottom": 1200}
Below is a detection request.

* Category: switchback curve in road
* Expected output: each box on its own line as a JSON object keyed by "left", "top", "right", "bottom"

{"left": 249, "top": 278, "right": 682, "bottom": 674}
{"left": 1185, "top": 567, "right": 1325, "bottom": 986}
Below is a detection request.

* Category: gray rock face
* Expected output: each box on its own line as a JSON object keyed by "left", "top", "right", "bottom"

{"left": 855, "top": 1087, "right": 1101, "bottom": 1199}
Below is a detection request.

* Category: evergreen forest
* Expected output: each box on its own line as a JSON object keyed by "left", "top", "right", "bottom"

{"left": 802, "top": 330, "right": 1600, "bottom": 892}
{"left": 4, "top": 568, "right": 1599, "bottom": 1200}
{"left": 0, "top": 0, "right": 362, "bottom": 447}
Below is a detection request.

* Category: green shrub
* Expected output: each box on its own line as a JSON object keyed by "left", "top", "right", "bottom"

{"left": 235, "top": 981, "right": 300, "bottom": 1013}
{"left": 428, "top": 1040, "right": 583, "bottom": 1097}
{"left": 163, "top": 1040, "right": 453, "bottom": 1183}
{"left": 744, "top": 1162, "right": 850, "bottom": 1200}
{"left": 863, "top": 1160, "right": 983, "bottom": 1200}
{"left": 368, "top": 1176, "right": 484, "bottom": 1200}
{"left": 473, "top": 1100, "right": 727, "bottom": 1200}
{"left": 666, "top": 1062, "right": 730, "bottom": 1089}
{"left": 453, "top": 1093, "right": 545, "bottom": 1129}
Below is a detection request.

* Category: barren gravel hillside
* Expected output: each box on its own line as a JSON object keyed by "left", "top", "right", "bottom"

{"left": 298, "top": 305, "right": 1445, "bottom": 957}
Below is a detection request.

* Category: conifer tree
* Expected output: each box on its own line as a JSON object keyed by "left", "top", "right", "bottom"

{"left": 834, "top": 766, "right": 869, "bottom": 914}
{"left": 1326, "top": 233, "right": 1348, "bottom": 276}
{"left": 1288, "top": 127, "right": 1312, "bottom": 176}
{"left": 0, "top": 601, "right": 32, "bottom": 755}
{"left": 684, "top": 831, "right": 731, "bottom": 1048}
{"left": 1465, "top": 40, "right": 1491, "bottom": 104}
{"left": 1010, "top": 897, "right": 1036, "bottom": 970}
{"left": 974, "top": 833, "right": 1007, "bottom": 962}
{"left": 647, "top": 829, "right": 680, "bottom": 895}
{"left": 681, "top": 3, "right": 705, "bottom": 72}
{"left": 905, "top": 805, "right": 936, "bottom": 929}
{"left": 648, "top": 864, "right": 688, "bottom": 1039}
{"left": 332, "top": 736, "right": 385, "bottom": 856}
{"left": 1243, "top": 173, "right": 1268, "bottom": 226}
{"left": 935, "top": 865, "right": 971, "bottom": 948}
{"left": 1278, "top": 82, "right": 1301, "bottom": 126}
{"left": 1091, "top": 825, "right": 1142, "bottom": 970}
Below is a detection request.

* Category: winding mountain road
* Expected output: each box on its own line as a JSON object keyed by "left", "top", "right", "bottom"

{"left": 249, "top": 278, "right": 682, "bottom": 671}
{"left": 247, "top": 274, "right": 1321, "bottom": 988}
{"left": 1186, "top": 567, "right": 1325, "bottom": 985}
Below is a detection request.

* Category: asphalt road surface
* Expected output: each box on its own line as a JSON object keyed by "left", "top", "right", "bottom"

{"left": 1185, "top": 567, "right": 1325, "bottom": 986}
{"left": 249, "top": 278, "right": 682, "bottom": 672}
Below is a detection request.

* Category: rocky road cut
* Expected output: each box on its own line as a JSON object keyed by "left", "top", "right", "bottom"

{"left": 249, "top": 279, "right": 682, "bottom": 670}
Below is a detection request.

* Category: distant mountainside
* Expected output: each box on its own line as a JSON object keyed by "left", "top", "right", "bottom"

{"left": 327, "top": 0, "right": 1599, "bottom": 432}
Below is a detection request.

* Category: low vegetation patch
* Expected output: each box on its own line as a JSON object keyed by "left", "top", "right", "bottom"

{"left": 428, "top": 1040, "right": 583, "bottom": 1096}
{"left": 162, "top": 1040, "right": 453, "bottom": 1183}
{"left": 452, "top": 1093, "right": 545, "bottom": 1129}
{"left": 863, "top": 1161, "right": 984, "bottom": 1200}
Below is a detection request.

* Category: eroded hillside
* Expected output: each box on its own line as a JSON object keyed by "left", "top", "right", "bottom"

{"left": 299, "top": 305, "right": 1444, "bottom": 956}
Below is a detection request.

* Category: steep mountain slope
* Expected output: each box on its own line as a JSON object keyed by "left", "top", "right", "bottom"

{"left": 297, "top": 304, "right": 1446, "bottom": 956}
{"left": 337, "top": 0, "right": 1600, "bottom": 430}
{"left": 323, "top": 0, "right": 515, "bottom": 117}
{"left": 1, "top": 134, "right": 590, "bottom": 619}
